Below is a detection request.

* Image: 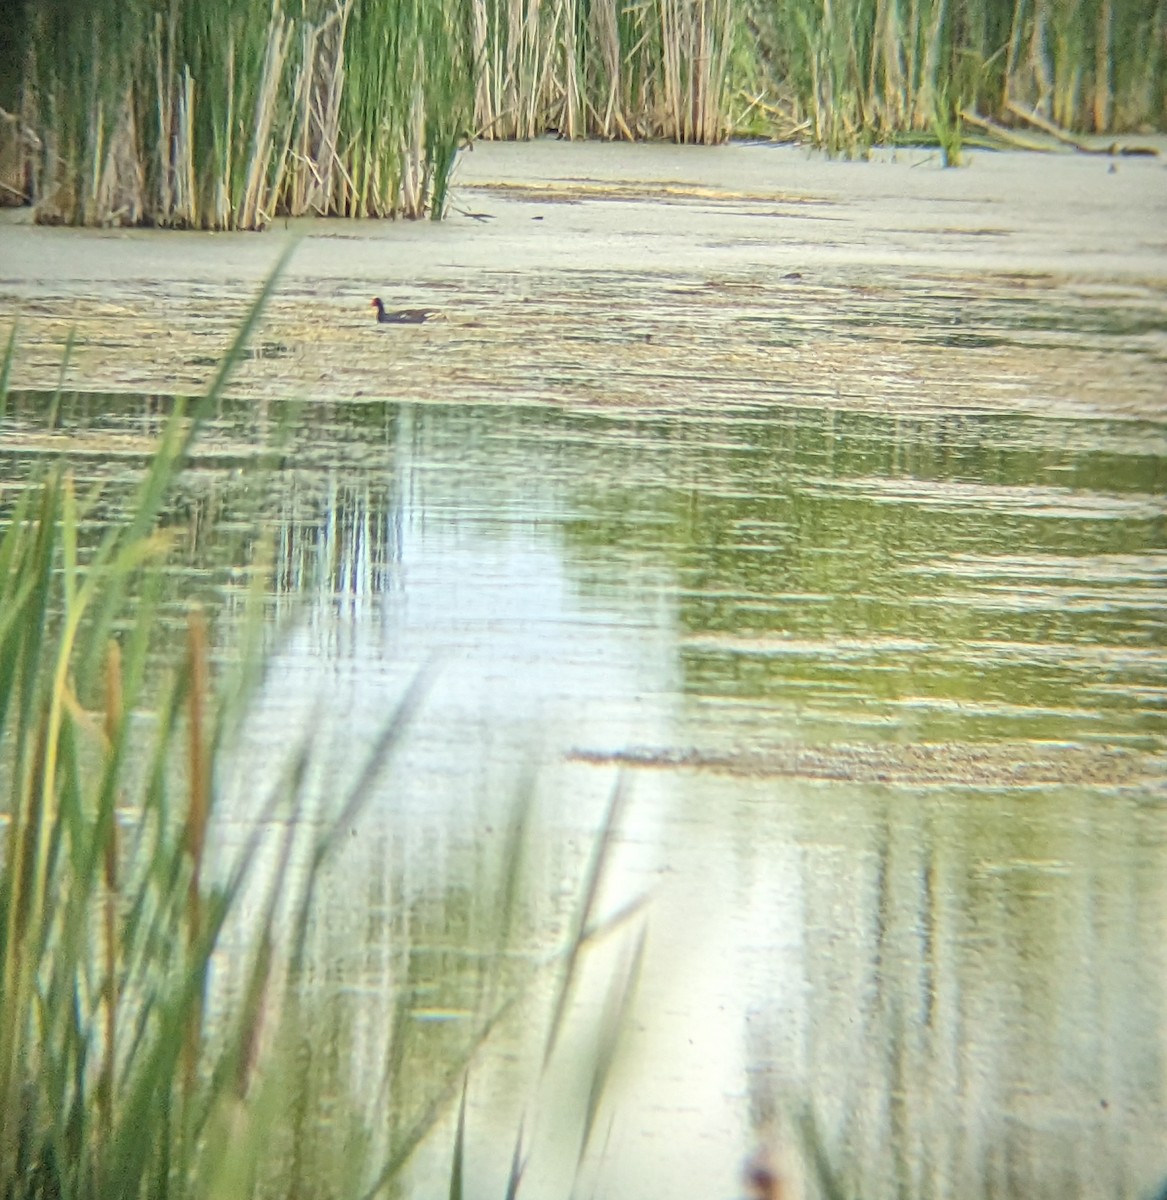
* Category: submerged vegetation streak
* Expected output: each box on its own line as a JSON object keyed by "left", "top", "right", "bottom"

{"left": 0, "top": 0, "right": 1162, "bottom": 225}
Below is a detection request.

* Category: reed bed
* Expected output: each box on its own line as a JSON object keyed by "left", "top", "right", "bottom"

{"left": 2, "top": 0, "right": 746, "bottom": 225}
{"left": 1, "top": 0, "right": 1162, "bottom": 220}
{"left": 742, "top": 0, "right": 1166, "bottom": 151}
{"left": 469, "top": 0, "right": 738, "bottom": 142}
{"left": 5, "top": 0, "right": 474, "bottom": 227}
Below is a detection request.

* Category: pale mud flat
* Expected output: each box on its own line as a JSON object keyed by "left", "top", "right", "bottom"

{"left": 0, "top": 139, "right": 1165, "bottom": 423}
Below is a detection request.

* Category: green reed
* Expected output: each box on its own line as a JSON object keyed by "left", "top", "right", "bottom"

{"left": 0, "top": 258, "right": 290, "bottom": 1199}
{"left": 6, "top": 0, "right": 474, "bottom": 227}
{"left": 3, "top": 0, "right": 1161, "bottom": 215}
{"left": 337, "top": 0, "right": 475, "bottom": 220}
{"left": 0, "top": 260, "right": 289, "bottom": 1200}
{"left": 744, "top": 0, "right": 1165, "bottom": 150}
{"left": 0, "top": 457, "right": 434, "bottom": 1200}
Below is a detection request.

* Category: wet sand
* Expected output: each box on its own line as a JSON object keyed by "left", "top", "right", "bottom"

{"left": 1, "top": 139, "right": 1165, "bottom": 420}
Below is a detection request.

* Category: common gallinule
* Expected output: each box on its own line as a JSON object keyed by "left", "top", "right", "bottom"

{"left": 372, "top": 298, "right": 437, "bottom": 324}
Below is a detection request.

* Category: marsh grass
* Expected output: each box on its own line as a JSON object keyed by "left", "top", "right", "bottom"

{"left": 746, "top": 0, "right": 1165, "bottom": 152}
{"left": 461, "top": 0, "right": 1166, "bottom": 149}
{"left": 469, "top": 0, "right": 738, "bottom": 142}
{"left": 337, "top": 0, "right": 475, "bottom": 220}
{"left": 0, "top": 257, "right": 393, "bottom": 1199}
{"left": 10, "top": 0, "right": 474, "bottom": 227}
{"left": 7, "top": 0, "right": 745, "bottom": 227}
{"left": 3, "top": 0, "right": 1162, "bottom": 213}
{"left": 0, "top": 473, "right": 436, "bottom": 1200}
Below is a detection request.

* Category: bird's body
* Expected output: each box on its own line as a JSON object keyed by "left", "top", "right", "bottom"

{"left": 371, "top": 298, "right": 437, "bottom": 324}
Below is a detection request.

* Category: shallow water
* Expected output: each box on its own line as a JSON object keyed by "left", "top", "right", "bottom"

{"left": 3, "top": 374, "right": 1166, "bottom": 1198}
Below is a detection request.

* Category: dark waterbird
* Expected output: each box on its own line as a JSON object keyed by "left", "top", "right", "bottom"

{"left": 372, "top": 297, "right": 437, "bottom": 324}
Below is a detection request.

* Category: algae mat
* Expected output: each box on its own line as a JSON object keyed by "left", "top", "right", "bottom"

{"left": 0, "top": 141, "right": 1164, "bottom": 422}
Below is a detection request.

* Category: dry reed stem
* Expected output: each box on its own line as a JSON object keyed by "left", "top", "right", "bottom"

{"left": 239, "top": 15, "right": 291, "bottom": 229}
{"left": 1093, "top": 0, "right": 1112, "bottom": 130}
{"left": 153, "top": 14, "right": 173, "bottom": 218}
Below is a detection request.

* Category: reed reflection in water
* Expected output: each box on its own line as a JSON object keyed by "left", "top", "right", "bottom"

{"left": 2, "top": 388, "right": 1165, "bottom": 1199}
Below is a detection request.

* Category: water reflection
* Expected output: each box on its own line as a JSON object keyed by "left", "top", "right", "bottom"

{"left": 3, "top": 388, "right": 1166, "bottom": 1198}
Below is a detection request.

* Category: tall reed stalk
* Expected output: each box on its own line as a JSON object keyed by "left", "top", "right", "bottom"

{"left": 0, "top": 261, "right": 467, "bottom": 1200}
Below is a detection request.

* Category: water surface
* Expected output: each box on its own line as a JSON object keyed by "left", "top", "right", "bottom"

{"left": 3, "top": 378, "right": 1165, "bottom": 1198}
